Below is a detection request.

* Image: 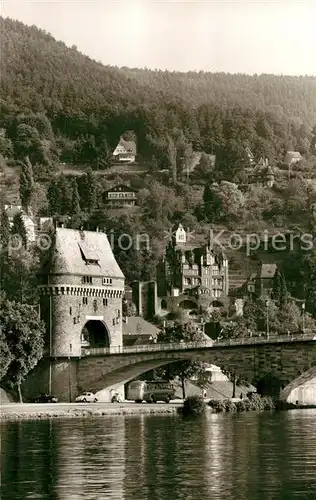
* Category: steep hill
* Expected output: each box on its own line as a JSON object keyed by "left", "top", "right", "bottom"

{"left": 122, "top": 68, "right": 316, "bottom": 127}
{"left": 1, "top": 16, "right": 316, "bottom": 169}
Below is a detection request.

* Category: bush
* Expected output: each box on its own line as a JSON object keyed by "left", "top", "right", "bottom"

{"left": 208, "top": 399, "right": 227, "bottom": 412}
{"left": 224, "top": 399, "right": 237, "bottom": 412}
{"left": 182, "top": 395, "right": 206, "bottom": 417}
{"left": 208, "top": 395, "right": 276, "bottom": 413}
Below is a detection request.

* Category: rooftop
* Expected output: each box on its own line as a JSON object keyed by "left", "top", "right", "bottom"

{"left": 122, "top": 316, "right": 161, "bottom": 338}
{"left": 259, "top": 263, "right": 277, "bottom": 279}
{"left": 119, "top": 138, "right": 137, "bottom": 155}
{"left": 46, "top": 228, "right": 125, "bottom": 279}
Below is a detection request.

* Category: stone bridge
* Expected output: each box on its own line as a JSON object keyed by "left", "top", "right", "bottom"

{"left": 24, "top": 333, "right": 316, "bottom": 402}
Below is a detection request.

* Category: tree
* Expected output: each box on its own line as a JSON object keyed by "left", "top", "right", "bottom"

{"left": 0, "top": 207, "right": 10, "bottom": 250}
{"left": 204, "top": 181, "right": 244, "bottom": 223}
{"left": 0, "top": 325, "right": 13, "bottom": 380}
{"left": 203, "top": 183, "right": 222, "bottom": 221}
{"left": 151, "top": 155, "right": 159, "bottom": 172}
{"left": 156, "top": 321, "right": 206, "bottom": 398}
{"left": 15, "top": 123, "right": 43, "bottom": 164}
{"left": 191, "top": 153, "right": 215, "bottom": 183}
{"left": 11, "top": 212, "right": 27, "bottom": 248}
{"left": 167, "top": 135, "right": 177, "bottom": 183}
{"left": 0, "top": 135, "right": 13, "bottom": 157}
{"left": 47, "top": 175, "right": 72, "bottom": 215}
{"left": 2, "top": 246, "right": 39, "bottom": 304}
{"left": 71, "top": 178, "right": 81, "bottom": 215}
{"left": 96, "top": 137, "right": 111, "bottom": 169}
{"left": 122, "top": 300, "right": 137, "bottom": 317}
{"left": 0, "top": 295, "right": 45, "bottom": 402}
{"left": 79, "top": 168, "right": 97, "bottom": 212}
{"left": 272, "top": 271, "right": 288, "bottom": 307}
{"left": 306, "top": 270, "right": 316, "bottom": 318}
{"left": 219, "top": 321, "right": 251, "bottom": 340}
{"left": 19, "top": 156, "right": 35, "bottom": 210}
{"left": 216, "top": 139, "right": 248, "bottom": 181}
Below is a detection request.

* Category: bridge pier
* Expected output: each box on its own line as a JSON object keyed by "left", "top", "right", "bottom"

{"left": 256, "top": 374, "right": 284, "bottom": 399}
{"left": 23, "top": 357, "right": 126, "bottom": 402}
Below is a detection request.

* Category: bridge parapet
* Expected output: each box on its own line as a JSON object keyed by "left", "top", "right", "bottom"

{"left": 82, "top": 332, "right": 316, "bottom": 357}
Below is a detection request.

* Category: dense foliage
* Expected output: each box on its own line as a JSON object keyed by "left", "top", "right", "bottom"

{"left": 1, "top": 17, "right": 316, "bottom": 174}
{"left": 0, "top": 295, "right": 45, "bottom": 401}
{"left": 182, "top": 395, "right": 206, "bottom": 417}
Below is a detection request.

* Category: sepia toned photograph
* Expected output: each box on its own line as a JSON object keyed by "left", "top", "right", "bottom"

{"left": 0, "top": 0, "right": 315, "bottom": 498}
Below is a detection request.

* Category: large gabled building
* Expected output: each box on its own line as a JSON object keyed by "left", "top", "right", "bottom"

{"left": 156, "top": 224, "right": 229, "bottom": 311}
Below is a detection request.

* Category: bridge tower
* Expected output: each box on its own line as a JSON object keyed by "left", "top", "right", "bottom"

{"left": 24, "top": 227, "right": 125, "bottom": 401}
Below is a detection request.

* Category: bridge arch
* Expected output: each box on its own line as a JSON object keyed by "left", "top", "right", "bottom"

{"left": 280, "top": 366, "right": 316, "bottom": 402}
{"left": 81, "top": 320, "right": 110, "bottom": 348}
{"left": 75, "top": 337, "right": 316, "bottom": 401}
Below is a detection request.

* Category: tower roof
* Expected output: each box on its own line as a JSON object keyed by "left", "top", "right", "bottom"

{"left": 48, "top": 228, "right": 125, "bottom": 278}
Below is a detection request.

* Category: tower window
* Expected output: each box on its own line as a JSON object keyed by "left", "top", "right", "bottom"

{"left": 103, "top": 277, "right": 113, "bottom": 286}
{"left": 103, "top": 298, "right": 108, "bottom": 306}
{"left": 83, "top": 297, "right": 88, "bottom": 305}
{"left": 82, "top": 276, "right": 93, "bottom": 284}
{"left": 69, "top": 307, "right": 72, "bottom": 315}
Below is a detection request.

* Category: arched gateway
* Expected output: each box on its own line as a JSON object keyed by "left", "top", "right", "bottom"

{"left": 81, "top": 320, "right": 110, "bottom": 348}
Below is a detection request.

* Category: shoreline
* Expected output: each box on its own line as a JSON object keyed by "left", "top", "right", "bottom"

{"left": 0, "top": 403, "right": 181, "bottom": 421}
{"left": 1, "top": 401, "right": 316, "bottom": 421}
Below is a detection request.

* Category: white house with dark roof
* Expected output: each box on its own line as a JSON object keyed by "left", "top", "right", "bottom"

{"left": 112, "top": 137, "right": 136, "bottom": 163}
{"left": 104, "top": 184, "right": 138, "bottom": 206}
{"left": 284, "top": 151, "right": 303, "bottom": 166}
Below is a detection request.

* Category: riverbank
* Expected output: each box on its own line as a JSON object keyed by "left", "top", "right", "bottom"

{"left": 2, "top": 399, "right": 316, "bottom": 421}
{"left": 0, "top": 402, "right": 181, "bottom": 420}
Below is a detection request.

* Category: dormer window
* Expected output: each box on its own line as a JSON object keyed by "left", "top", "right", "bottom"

{"left": 103, "top": 277, "right": 113, "bottom": 286}
{"left": 79, "top": 242, "right": 99, "bottom": 265}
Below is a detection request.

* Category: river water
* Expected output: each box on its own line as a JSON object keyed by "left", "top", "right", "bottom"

{"left": 1, "top": 410, "right": 316, "bottom": 500}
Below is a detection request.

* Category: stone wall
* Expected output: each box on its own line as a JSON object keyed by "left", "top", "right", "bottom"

{"left": 39, "top": 283, "right": 124, "bottom": 357}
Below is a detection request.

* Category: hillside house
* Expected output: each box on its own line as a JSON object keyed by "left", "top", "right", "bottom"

{"left": 248, "top": 157, "right": 275, "bottom": 187}
{"left": 245, "top": 147, "right": 256, "bottom": 166}
{"left": 104, "top": 184, "right": 138, "bottom": 207}
{"left": 112, "top": 137, "right": 136, "bottom": 163}
{"left": 4, "top": 204, "right": 36, "bottom": 242}
{"left": 284, "top": 151, "right": 303, "bottom": 166}
{"left": 245, "top": 263, "right": 278, "bottom": 299}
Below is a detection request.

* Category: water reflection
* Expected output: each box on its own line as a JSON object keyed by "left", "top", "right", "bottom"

{"left": 1, "top": 410, "right": 316, "bottom": 500}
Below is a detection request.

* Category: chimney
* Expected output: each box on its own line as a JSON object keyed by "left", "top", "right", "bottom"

{"left": 96, "top": 226, "right": 99, "bottom": 233}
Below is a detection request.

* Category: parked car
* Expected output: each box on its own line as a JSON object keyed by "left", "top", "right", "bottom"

{"left": 75, "top": 392, "right": 98, "bottom": 403}
{"left": 33, "top": 394, "right": 58, "bottom": 403}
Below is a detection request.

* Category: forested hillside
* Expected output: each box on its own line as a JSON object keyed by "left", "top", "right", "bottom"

{"left": 1, "top": 17, "right": 316, "bottom": 172}
{"left": 0, "top": 17, "right": 316, "bottom": 310}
